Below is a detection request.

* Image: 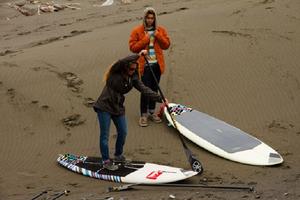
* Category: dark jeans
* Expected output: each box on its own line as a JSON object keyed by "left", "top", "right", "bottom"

{"left": 140, "top": 63, "right": 161, "bottom": 115}
{"left": 96, "top": 111, "right": 127, "bottom": 161}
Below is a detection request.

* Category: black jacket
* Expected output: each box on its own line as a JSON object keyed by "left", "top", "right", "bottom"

{"left": 94, "top": 55, "right": 162, "bottom": 116}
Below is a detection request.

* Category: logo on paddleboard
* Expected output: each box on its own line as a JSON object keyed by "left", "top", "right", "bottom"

{"left": 146, "top": 170, "right": 163, "bottom": 180}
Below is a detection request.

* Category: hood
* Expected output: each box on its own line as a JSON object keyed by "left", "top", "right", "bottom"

{"left": 143, "top": 7, "right": 157, "bottom": 30}
{"left": 119, "top": 54, "right": 139, "bottom": 66}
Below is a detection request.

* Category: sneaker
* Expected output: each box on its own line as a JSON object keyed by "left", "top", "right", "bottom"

{"left": 103, "top": 160, "right": 119, "bottom": 171}
{"left": 139, "top": 116, "right": 148, "bottom": 127}
{"left": 149, "top": 113, "right": 162, "bottom": 123}
{"left": 114, "top": 155, "right": 126, "bottom": 162}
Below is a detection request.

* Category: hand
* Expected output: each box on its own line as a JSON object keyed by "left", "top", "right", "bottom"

{"left": 164, "top": 98, "right": 169, "bottom": 105}
{"left": 158, "top": 103, "right": 165, "bottom": 118}
{"left": 157, "top": 98, "right": 169, "bottom": 118}
{"left": 139, "top": 49, "right": 148, "bottom": 56}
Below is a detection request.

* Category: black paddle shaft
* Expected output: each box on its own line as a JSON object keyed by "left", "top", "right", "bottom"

{"left": 108, "top": 183, "right": 254, "bottom": 192}
{"left": 31, "top": 191, "right": 47, "bottom": 200}
{"left": 52, "top": 190, "right": 70, "bottom": 200}
{"left": 142, "top": 55, "right": 203, "bottom": 173}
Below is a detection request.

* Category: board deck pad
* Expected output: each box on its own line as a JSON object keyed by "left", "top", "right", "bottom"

{"left": 165, "top": 103, "right": 283, "bottom": 166}
{"left": 176, "top": 110, "right": 262, "bottom": 153}
{"left": 57, "top": 154, "right": 198, "bottom": 184}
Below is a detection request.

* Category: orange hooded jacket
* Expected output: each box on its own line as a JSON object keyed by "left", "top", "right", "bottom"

{"left": 129, "top": 8, "right": 170, "bottom": 75}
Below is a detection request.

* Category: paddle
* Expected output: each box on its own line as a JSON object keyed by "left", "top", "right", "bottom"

{"left": 108, "top": 183, "right": 254, "bottom": 192}
{"left": 31, "top": 190, "right": 47, "bottom": 200}
{"left": 142, "top": 55, "right": 203, "bottom": 173}
{"left": 52, "top": 190, "right": 70, "bottom": 200}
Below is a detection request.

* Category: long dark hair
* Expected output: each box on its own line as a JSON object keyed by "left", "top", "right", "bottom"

{"left": 103, "top": 59, "right": 138, "bottom": 81}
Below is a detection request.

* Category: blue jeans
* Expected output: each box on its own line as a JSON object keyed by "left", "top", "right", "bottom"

{"left": 96, "top": 111, "right": 127, "bottom": 161}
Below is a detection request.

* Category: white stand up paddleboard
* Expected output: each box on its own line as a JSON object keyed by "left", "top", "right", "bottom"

{"left": 57, "top": 154, "right": 198, "bottom": 184}
{"left": 164, "top": 103, "right": 283, "bottom": 166}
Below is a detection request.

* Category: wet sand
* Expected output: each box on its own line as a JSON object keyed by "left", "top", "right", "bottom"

{"left": 0, "top": 0, "right": 299, "bottom": 199}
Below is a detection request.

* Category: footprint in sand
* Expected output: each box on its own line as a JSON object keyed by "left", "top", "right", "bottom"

{"left": 30, "top": 65, "right": 84, "bottom": 94}
{"left": 259, "top": 0, "right": 275, "bottom": 5}
{"left": 137, "top": 148, "right": 151, "bottom": 155}
{"left": 0, "top": 50, "right": 17, "bottom": 57}
{"left": 58, "top": 72, "right": 83, "bottom": 93}
{"left": 31, "top": 66, "right": 42, "bottom": 71}
{"left": 30, "top": 100, "right": 50, "bottom": 110}
{"left": 58, "top": 139, "right": 66, "bottom": 145}
{"left": 40, "top": 105, "right": 50, "bottom": 110}
{"left": 2, "top": 61, "right": 19, "bottom": 67}
{"left": 83, "top": 97, "right": 95, "bottom": 108}
{"left": 18, "top": 31, "right": 31, "bottom": 36}
{"left": 62, "top": 114, "right": 85, "bottom": 128}
{"left": 282, "top": 164, "right": 291, "bottom": 170}
{"left": 31, "top": 100, "right": 39, "bottom": 104}
{"left": 248, "top": 181, "right": 258, "bottom": 186}
{"left": 67, "top": 183, "right": 80, "bottom": 188}
{"left": 212, "top": 30, "right": 253, "bottom": 38}
{"left": 282, "top": 151, "right": 293, "bottom": 156}
{"left": 3, "top": 84, "right": 49, "bottom": 111}
{"left": 6, "top": 88, "right": 16, "bottom": 102}
{"left": 58, "top": 133, "right": 73, "bottom": 145}
{"left": 26, "top": 185, "right": 35, "bottom": 189}
{"left": 158, "top": 7, "right": 189, "bottom": 16}
{"left": 268, "top": 120, "right": 294, "bottom": 130}
{"left": 203, "top": 176, "right": 223, "bottom": 183}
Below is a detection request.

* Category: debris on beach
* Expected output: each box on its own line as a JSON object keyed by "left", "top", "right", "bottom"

{"left": 7, "top": 0, "right": 81, "bottom": 16}
{"left": 121, "top": 0, "right": 131, "bottom": 4}
{"left": 101, "top": 0, "right": 114, "bottom": 7}
{"left": 7, "top": 0, "right": 132, "bottom": 14}
{"left": 7, "top": 2, "right": 38, "bottom": 16}
{"left": 99, "top": 0, "right": 131, "bottom": 7}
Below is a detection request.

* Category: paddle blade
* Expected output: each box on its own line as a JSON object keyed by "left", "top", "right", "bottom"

{"left": 190, "top": 156, "right": 203, "bottom": 174}
{"left": 184, "top": 148, "right": 203, "bottom": 173}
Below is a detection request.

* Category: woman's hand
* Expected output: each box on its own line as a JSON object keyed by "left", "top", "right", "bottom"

{"left": 162, "top": 98, "right": 169, "bottom": 106}
{"left": 157, "top": 98, "right": 169, "bottom": 118}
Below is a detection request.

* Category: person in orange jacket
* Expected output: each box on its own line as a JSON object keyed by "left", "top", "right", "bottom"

{"left": 129, "top": 7, "right": 170, "bottom": 127}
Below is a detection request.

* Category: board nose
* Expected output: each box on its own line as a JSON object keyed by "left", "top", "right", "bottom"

{"left": 181, "top": 169, "right": 199, "bottom": 177}
{"left": 268, "top": 153, "right": 283, "bottom": 165}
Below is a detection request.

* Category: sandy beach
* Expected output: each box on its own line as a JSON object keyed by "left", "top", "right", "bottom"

{"left": 1, "top": 0, "right": 299, "bottom": 199}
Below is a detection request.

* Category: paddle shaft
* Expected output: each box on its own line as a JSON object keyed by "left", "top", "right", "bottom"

{"left": 140, "top": 183, "right": 254, "bottom": 191}
{"left": 52, "top": 190, "right": 70, "bottom": 200}
{"left": 108, "top": 183, "right": 254, "bottom": 192}
{"left": 142, "top": 55, "right": 202, "bottom": 173}
{"left": 31, "top": 191, "right": 47, "bottom": 200}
